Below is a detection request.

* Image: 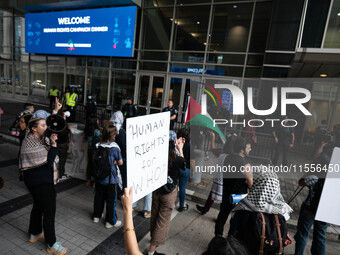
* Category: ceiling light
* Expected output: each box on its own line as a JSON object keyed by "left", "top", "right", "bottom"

{"left": 338, "top": 12, "right": 340, "bottom": 16}
{"left": 197, "top": 21, "right": 200, "bottom": 25}
{"left": 233, "top": 5, "right": 237, "bottom": 8}
{"left": 320, "top": 74, "right": 327, "bottom": 77}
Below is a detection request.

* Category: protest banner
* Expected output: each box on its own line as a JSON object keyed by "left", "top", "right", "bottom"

{"left": 126, "top": 112, "right": 170, "bottom": 203}
{"left": 315, "top": 147, "right": 340, "bottom": 225}
{"left": 65, "top": 128, "right": 88, "bottom": 180}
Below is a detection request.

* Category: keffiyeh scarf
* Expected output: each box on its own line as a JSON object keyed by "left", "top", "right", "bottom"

{"left": 19, "top": 133, "right": 59, "bottom": 185}
{"left": 234, "top": 166, "right": 293, "bottom": 220}
{"left": 211, "top": 154, "right": 228, "bottom": 203}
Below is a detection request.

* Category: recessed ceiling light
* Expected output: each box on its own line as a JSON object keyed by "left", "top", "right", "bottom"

{"left": 338, "top": 12, "right": 340, "bottom": 16}
{"left": 320, "top": 74, "right": 327, "bottom": 77}
{"left": 197, "top": 21, "right": 200, "bottom": 25}
{"left": 233, "top": 5, "right": 237, "bottom": 8}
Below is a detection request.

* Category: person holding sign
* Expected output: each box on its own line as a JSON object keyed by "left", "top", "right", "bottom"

{"left": 147, "top": 132, "right": 185, "bottom": 255}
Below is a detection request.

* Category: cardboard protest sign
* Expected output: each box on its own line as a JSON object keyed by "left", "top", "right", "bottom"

{"left": 126, "top": 112, "right": 170, "bottom": 203}
{"left": 315, "top": 147, "right": 340, "bottom": 225}
{"left": 65, "top": 128, "right": 88, "bottom": 180}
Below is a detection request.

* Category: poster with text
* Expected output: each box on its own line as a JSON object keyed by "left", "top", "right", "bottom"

{"left": 315, "top": 147, "right": 340, "bottom": 226}
{"left": 126, "top": 112, "right": 170, "bottom": 203}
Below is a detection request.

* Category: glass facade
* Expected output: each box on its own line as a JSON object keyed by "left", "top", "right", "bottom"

{"left": 0, "top": 0, "right": 339, "bottom": 137}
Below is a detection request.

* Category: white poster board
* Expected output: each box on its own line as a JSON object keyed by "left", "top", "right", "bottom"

{"left": 315, "top": 147, "right": 340, "bottom": 225}
{"left": 65, "top": 128, "right": 88, "bottom": 180}
{"left": 126, "top": 112, "right": 170, "bottom": 203}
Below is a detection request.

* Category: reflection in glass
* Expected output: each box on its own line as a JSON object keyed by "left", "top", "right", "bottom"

{"left": 171, "top": 52, "right": 204, "bottom": 62}
{"left": 111, "top": 70, "right": 135, "bottom": 109}
{"left": 142, "top": 8, "right": 173, "bottom": 50}
{"left": 87, "top": 68, "right": 108, "bottom": 105}
{"left": 0, "top": 15, "right": 13, "bottom": 48}
{"left": 207, "top": 53, "right": 245, "bottom": 65}
{"left": 205, "top": 65, "right": 243, "bottom": 77}
{"left": 31, "top": 63, "right": 46, "bottom": 97}
{"left": 141, "top": 51, "right": 168, "bottom": 61}
{"left": 173, "top": 5, "right": 210, "bottom": 51}
{"left": 15, "top": 16, "right": 25, "bottom": 48}
{"left": 249, "top": 2, "right": 272, "bottom": 53}
{"left": 67, "top": 66, "right": 85, "bottom": 103}
{"left": 209, "top": 3, "right": 252, "bottom": 52}
{"left": 140, "top": 61, "right": 167, "bottom": 71}
{"left": 151, "top": 76, "right": 164, "bottom": 107}
{"left": 323, "top": 0, "right": 340, "bottom": 48}
{"left": 138, "top": 75, "right": 150, "bottom": 106}
{"left": 170, "top": 77, "right": 182, "bottom": 112}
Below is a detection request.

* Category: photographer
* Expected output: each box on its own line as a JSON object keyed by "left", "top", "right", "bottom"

{"left": 294, "top": 124, "right": 340, "bottom": 255}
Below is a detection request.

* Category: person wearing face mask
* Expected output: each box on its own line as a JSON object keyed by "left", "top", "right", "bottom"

{"left": 19, "top": 118, "right": 68, "bottom": 255}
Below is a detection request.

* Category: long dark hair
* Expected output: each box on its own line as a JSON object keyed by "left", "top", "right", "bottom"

{"left": 168, "top": 141, "right": 176, "bottom": 169}
{"left": 85, "top": 115, "right": 99, "bottom": 137}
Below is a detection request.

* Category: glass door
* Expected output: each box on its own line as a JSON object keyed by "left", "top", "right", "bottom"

{"left": 167, "top": 75, "right": 200, "bottom": 123}
{"left": 137, "top": 73, "right": 165, "bottom": 115}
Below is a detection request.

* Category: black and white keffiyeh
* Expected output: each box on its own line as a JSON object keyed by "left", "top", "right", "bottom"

{"left": 234, "top": 166, "right": 293, "bottom": 220}
{"left": 211, "top": 154, "right": 228, "bottom": 203}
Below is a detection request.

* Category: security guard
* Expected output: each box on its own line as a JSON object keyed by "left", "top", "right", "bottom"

{"left": 121, "top": 96, "right": 138, "bottom": 130}
{"left": 162, "top": 100, "right": 178, "bottom": 130}
{"left": 49, "top": 86, "right": 59, "bottom": 108}
{"left": 65, "top": 87, "right": 78, "bottom": 122}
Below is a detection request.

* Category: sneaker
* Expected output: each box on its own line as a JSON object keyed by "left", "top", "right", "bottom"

{"left": 153, "top": 251, "right": 165, "bottom": 255}
{"left": 93, "top": 217, "right": 100, "bottom": 223}
{"left": 105, "top": 220, "right": 122, "bottom": 228}
{"left": 144, "top": 211, "right": 151, "bottom": 218}
{"left": 178, "top": 204, "right": 189, "bottom": 212}
{"left": 47, "top": 242, "right": 68, "bottom": 255}
{"left": 29, "top": 232, "right": 44, "bottom": 243}
{"left": 196, "top": 204, "right": 206, "bottom": 215}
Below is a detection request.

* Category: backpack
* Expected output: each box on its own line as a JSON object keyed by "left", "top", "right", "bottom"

{"left": 9, "top": 112, "right": 32, "bottom": 137}
{"left": 92, "top": 146, "right": 111, "bottom": 180}
{"left": 231, "top": 211, "right": 287, "bottom": 255}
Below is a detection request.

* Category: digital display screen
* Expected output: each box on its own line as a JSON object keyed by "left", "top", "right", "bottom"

{"left": 25, "top": 6, "right": 137, "bottom": 57}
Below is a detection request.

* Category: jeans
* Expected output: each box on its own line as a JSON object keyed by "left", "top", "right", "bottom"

{"left": 93, "top": 183, "right": 118, "bottom": 225}
{"left": 179, "top": 168, "right": 190, "bottom": 207}
{"left": 133, "top": 192, "right": 152, "bottom": 211}
{"left": 294, "top": 203, "right": 330, "bottom": 255}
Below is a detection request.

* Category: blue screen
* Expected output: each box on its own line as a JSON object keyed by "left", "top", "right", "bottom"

{"left": 25, "top": 6, "right": 137, "bottom": 57}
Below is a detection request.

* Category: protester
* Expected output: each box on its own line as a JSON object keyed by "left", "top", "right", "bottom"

{"left": 148, "top": 131, "right": 185, "bottom": 255}
{"left": 272, "top": 116, "right": 295, "bottom": 166}
{"left": 92, "top": 125, "right": 123, "bottom": 228}
{"left": 84, "top": 115, "right": 101, "bottom": 186}
{"left": 10, "top": 103, "right": 34, "bottom": 144}
{"left": 176, "top": 128, "right": 193, "bottom": 212}
{"left": 215, "top": 137, "right": 253, "bottom": 236}
{"left": 121, "top": 187, "right": 143, "bottom": 255}
{"left": 19, "top": 118, "right": 68, "bottom": 255}
{"left": 110, "top": 110, "right": 127, "bottom": 188}
{"left": 228, "top": 167, "right": 293, "bottom": 254}
{"left": 196, "top": 130, "right": 237, "bottom": 215}
{"left": 57, "top": 121, "right": 71, "bottom": 181}
{"left": 162, "top": 100, "right": 178, "bottom": 130}
{"left": 294, "top": 124, "right": 340, "bottom": 255}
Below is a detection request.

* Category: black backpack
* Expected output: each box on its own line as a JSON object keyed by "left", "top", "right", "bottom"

{"left": 231, "top": 211, "right": 287, "bottom": 255}
{"left": 92, "top": 146, "right": 111, "bottom": 180}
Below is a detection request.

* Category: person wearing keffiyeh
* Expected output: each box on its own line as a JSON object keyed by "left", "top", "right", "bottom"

{"left": 19, "top": 116, "right": 68, "bottom": 255}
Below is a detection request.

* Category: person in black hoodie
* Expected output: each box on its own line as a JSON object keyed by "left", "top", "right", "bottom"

{"left": 20, "top": 117, "right": 68, "bottom": 255}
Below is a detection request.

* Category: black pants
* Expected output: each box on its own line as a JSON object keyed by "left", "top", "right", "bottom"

{"left": 50, "top": 96, "right": 57, "bottom": 109}
{"left": 66, "top": 106, "right": 76, "bottom": 122}
{"left": 57, "top": 142, "right": 68, "bottom": 177}
{"left": 215, "top": 195, "right": 235, "bottom": 236}
{"left": 93, "top": 183, "right": 118, "bottom": 225}
{"left": 27, "top": 183, "right": 56, "bottom": 246}
{"left": 272, "top": 141, "right": 290, "bottom": 166}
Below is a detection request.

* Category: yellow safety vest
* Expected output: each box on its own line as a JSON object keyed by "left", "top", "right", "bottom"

{"left": 49, "top": 89, "right": 58, "bottom": 97}
{"left": 66, "top": 92, "right": 77, "bottom": 107}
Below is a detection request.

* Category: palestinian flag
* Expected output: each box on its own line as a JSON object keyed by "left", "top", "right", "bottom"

{"left": 184, "top": 96, "right": 226, "bottom": 143}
